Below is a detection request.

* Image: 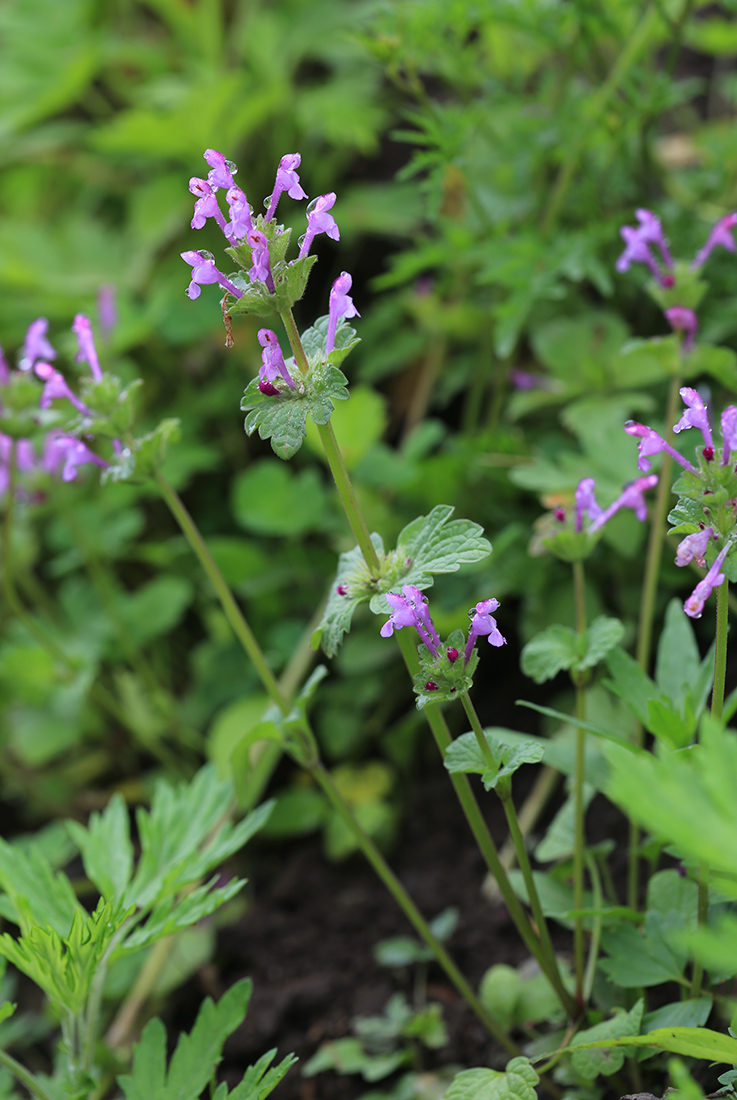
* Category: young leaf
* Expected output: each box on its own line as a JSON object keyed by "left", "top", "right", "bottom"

{"left": 0, "top": 840, "right": 81, "bottom": 936}
{"left": 118, "top": 979, "right": 260, "bottom": 1100}
{"left": 579, "top": 617, "right": 624, "bottom": 670}
{"left": 570, "top": 1000, "right": 643, "bottom": 1079}
{"left": 520, "top": 625, "right": 578, "bottom": 683}
{"left": 392, "top": 505, "right": 491, "bottom": 590}
{"left": 66, "top": 793, "right": 133, "bottom": 909}
{"left": 562, "top": 1026, "right": 737, "bottom": 1065}
{"left": 445, "top": 1057, "right": 538, "bottom": 1100}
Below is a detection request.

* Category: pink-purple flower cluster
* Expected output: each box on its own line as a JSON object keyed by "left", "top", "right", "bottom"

{"left": 0, "top": 316, "right": 108, "bottom": 496}
{"left": 556, "top": 474, "right": 658, "bottom": 537}
{"left": 380, "top": 585, "right": 506, "bottom": 671}
{"left": 181, "top": 149, "right": 343, "bottom": 305}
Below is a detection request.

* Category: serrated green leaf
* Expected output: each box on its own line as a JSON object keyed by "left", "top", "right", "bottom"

{"left": 66, "top": 794, "right": 133, "bottom": 908}
{"left": 123, "top": 877, "right": 245, "bottom": 951}
{"left": 395, "top": 505, "right": 491, "bottom": 584}
{"left": 243, "top": 388, "right": 308, "bottom": 460}
{"left": 520, "top": 624, "right": 578, "bottom": 683}
{"left": 228, "top": 1050, "right": 298, "bottom": 1100}
{"left": 570, "top": 1000, "right": 643, "bottom": 1079}
{"left": 316, "top": 535, "right": 386, "bottom": 657}
{"left": 0, "top": 840, "right": 81, "bottom": 936}
{"left": 605, "top": 646, "right": 658, "bottom": 725}
{"left": 579, "top": 617, "right": 624, "bottom": 670}
{"left": 118, "top": 978, "right": 253, "bottom": 1100}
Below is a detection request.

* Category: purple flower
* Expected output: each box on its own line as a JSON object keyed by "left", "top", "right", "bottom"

{"left": 464, "top": 598, "right": 506, "bottom": 664}
{"left": 691, "top": 213, "right": 737, "bottom": 270}
{"left": 19, "top": 318, "right": 56, "bottom": 372}
{"left": 624, "top": 421, "right": 695, "bottom": 473}
{"left": 380, "top": 584, "right": 440, "bottom": 655}
{"left": 665, "top": 306, "right": 698, "bottom": 352}
{"left": 675, "top": 527, "right": 714, "bottom": 568}
{"left": 326, "top": 271, "right": 360, "bottom": 355}
{"left": 298, "top": 193, "right": 340, "bottom": 259}
{"left": 265, "top": 153, "right": 307, "bottom": 222}
{"left": 673, "top": 387, "right": 714, "bottom": 451}
{"left": 616, "top": 210, "right": 674, "bottom": 286}
{"left": 574, "top": 478, "right": 602, "bottom": 533}
{"left": 97, "top": 285, "right": 117, "bottom": 339}
{"left": 722, "top": 406, "right": 737, "bottom": 465}
{"left": 0, "top": 434, "right": 38, "bottom": 494}
{"left": 257, "top": 329, "right": 296, "bottom": 392}
{"left": 588, "top": 474, "right": 659, "bottom": 532}
{"left": 43, "top": 433, "right": 107, "bottom": 482}
{"left": 0, "top": 344, "right": 9, "bottom": 386}
{"left": 226, "top": 185, "right": 253, "bottom": 240}
{"left": 34, "top": 363, "right": 91, "bottom": 414}
{"left": 203, "top": 149, "right": 237, "bottom": 192}
{"left": 181, "top": 251, "right": 243, "bottom": 300}
{"left": 72, "top": 314, "right": 103, "bottom": 381}
{"left": 683, "top": 541, "right": 731, "bottom": 618}
{"left": 189, "top": 177, "right": 233, "bottom": 240}
{"left": 246, "top": 230, "right": 275, "bottom": 293}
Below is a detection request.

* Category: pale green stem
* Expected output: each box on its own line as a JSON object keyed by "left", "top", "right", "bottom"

{"left": 542, "top": 4, "right": 657, "bottom": 233}
{"left": 712, "top": 579, "right": 729, "bottom": 722}
{"left": 154, "top": 471, "right": 288, "bottom": 715}
{"left": 310, "top": 761, "right": 519, "bottom": 1053}
{"left": 583, "top": 852, "right": 603, "bottom": 1003}
{"left": 572, "top": 559, "right": 587, "bottom": 1005}
{"left": 0, "top": 1048, "right": 57, "bottom": 1100}
{"left": 690, "top": 862, "right": 709, "bottom": 999}
{"left": 279, "top": 309, "right": 380, "bottom": 574}
{"left": 629, "top": 374, "right": 681, "bottom": 909}
{"left": 459, "top": 690, "right": 498, "bottom": 772}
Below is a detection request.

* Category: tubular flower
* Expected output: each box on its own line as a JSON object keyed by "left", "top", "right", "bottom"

{"left": 189, "top": 177, "right": 233, "bottom": 240}
{"left": 588, "top": 475, "right": 659, "bottom": 532}
{"left": 257, "top": 329, "right": 296, "bottom": 393}
{"left": 265, "top": 153, "right": 307, "bottom": 221}
{"left": 43, "top": 433, "right": 108, "bottom": 483}
{"left": 72, "top": 314, "right": 103, "bottom": 381}
{"left": 181, "top": 251, "right": 243, "bottom": 301}
{"left": 673, "top": 387, "right": 714, "bottom": 452}
{"left": 665, "top": 307, "right": 698, "bottom": 352}
{"left": 691, "top": 213, "right": 737, "bottom": 270}
{"left": 464, "top": 599, "right": 506, "bottom": 664}
{"left": 616, "top": 209, "right": 674, "bottom": 286}
{"left": 35, "top": 363, "right": 91, "bottom": 414}
{"left": 675, "top": 528, "right": 714, "bottom": 568}
{"left": 246, "top": 230, "right": 275, "bottom": 292}
{"left": 299, "top": 193, "right": 340, "bottom": 259}
{"left": 683, "top": 542, "right": 731, "bottom": 619}
{"left": 226, "top": 186, "right": 253, "bottom": 240}
{"left": 721, "top": 406, "right": 737, "bottom": 465}
{"left": 18, "top": 318, "right": 56, "bottom": 372}
{"left": 624, "top": 420, "right": 695, "bottom": 473}
{"left": 380, "top": 585, "right": 440, "bottom": 655}
{"left": 326, "top": 271, "right": 359, "bottom": 355}
{"left": 203, "top": 149, "right": 237, "bottom": 192}
{"left": 574, "top": 478, "right": 602, "bottom": 533}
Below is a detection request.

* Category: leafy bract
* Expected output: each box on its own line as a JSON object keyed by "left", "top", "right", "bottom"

{"left": 444, "top": 730, "right": 544, "bottom": 791}
{"left": 315, "top": 507, "right": 491, "bottom": 656}
{"left": 0, "top": 839, "right": 81, "bottom": 936}
{"left": 521, "top": 617, "right": 623, "bottom": 684}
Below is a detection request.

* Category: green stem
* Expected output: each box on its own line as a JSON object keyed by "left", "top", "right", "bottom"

{"left": 395, "top": 632, "right": 578, "bottom": 1019}
{"left": 712, "top": 580, "right": 729, "bottom": 722}
{"left": 310, "top": 761, "right": 519, "bottom": 1053}
{"left": 572, "top": 560, "right": 587, "bottom": 1005}
{"left": 0, "top": 1048, "right": 57, "bottom": 1100}
{"left": 583, "top": 852, "right": 603, "bottom": 1003}
{"left": 154, "top": 471, "right": 288, "bottom": 715}
{"left": 460, "top": 691, "right": 498, "bottom": 772}
{"left": 542, "top": 3, "right": 657, "bottom": 233}
{"left": 279, "top": 309, "right": 380, "bottom": 574}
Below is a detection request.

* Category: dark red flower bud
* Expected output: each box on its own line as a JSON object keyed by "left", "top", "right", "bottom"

{"left": 258, "top": 380, "right": 280, "bottom": 396}
{"left": 554, "top": 507, "right": 566, "bottom": 522}
{"left": 425, "top": 681, "right": 437, "bottom": 691}
{"left": 336, "top": 585, "right": 347, "bottom": 596}
{"left": 703, "top": 446, "right": 714, "bottom": 462}
{"left": 447, "top": 647, "right": 459, "bottom": 662}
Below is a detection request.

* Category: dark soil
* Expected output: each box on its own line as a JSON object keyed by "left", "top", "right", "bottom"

{"left": 206, "top": 766, "right": 563, "bottom": 1100}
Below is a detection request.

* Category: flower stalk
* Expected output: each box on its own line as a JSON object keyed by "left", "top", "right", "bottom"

{"left": 572, "top": 559, "right": 587, "bottom": 1004}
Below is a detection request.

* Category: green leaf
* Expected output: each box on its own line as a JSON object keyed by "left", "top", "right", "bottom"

{"left": 520, "top": 624, "right": 578, "bottom": 683}
{"left": 580, "top": 617, "right": 624, "bottom": 670}
{"left": 241, "top": 382, "right": 309, "bottom": 461}
{"left": 479, "top": 965, "right": 521, "bottom": 1033}
{"left": 445, "top": 1057, "right": 538, "bottom": 1100}
{"left": 231, "top": 460, "right": 328, "bottom": 536}
{"left": 605, "top": 646, "right": 659, "bottom": 725}
{"left": 124, "top": 877, "right": 246, "bottom": 951}
{"left": 227, "top": 1050, "right": 298, "bottom": 1100}
{"left": 570, "top": 1000, "right": 643, "bottom": 1079}
{"left": 0, "top": 840, "right": 81, "bottom": 936}
{"left": 392, "top": 505, "right": 492, "bottom": 591}
{"left": 66, "top": 794, "right": 133, "bottom": 909}
{"left": 118, "top": 978, "right": 254, "bottom": 1100}
{"left": 562, "top": 1026, "right": 737, "bottom": 1065}
{"left": 655, "top": 599, "right": 701, "bottom": 706}
{"left": 599, "top": 924, "right": 685, "bottom": 988}
{"left": 683, "top": 344, "right": 737, "bottom": 389}
{"left": 516, "top": 701, "right": 641, "bottom": 752}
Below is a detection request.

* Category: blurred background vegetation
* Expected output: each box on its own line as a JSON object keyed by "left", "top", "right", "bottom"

{"left": 1, "top": 0, "right": 737, "bottom": 847}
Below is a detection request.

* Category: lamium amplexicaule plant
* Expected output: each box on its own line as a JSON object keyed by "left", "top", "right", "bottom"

{"left": 3, "top": 150, "right": 737, "bottom": 1100}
